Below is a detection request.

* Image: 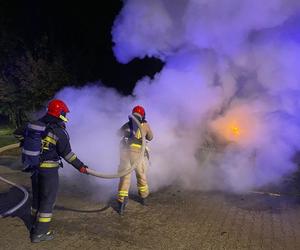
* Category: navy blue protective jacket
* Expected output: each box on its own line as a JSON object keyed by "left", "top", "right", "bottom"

{"left": 14, "top": 114, "right": 84, "bottom": 170}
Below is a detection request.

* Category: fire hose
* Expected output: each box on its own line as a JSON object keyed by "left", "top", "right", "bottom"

{"left": 0, "top": 114, "right": 145, "bottom": 178}
{"left": 86, "top": 114, "right": 146, "bottom": 179}
{"left": 0, "top": 143, "right": 29, "bottom": 218}
{"left": 0, "top": 175, "right": 29, "bottom": 218}
{"left": 0, "top": 115, "right": 145, "bottom": 215}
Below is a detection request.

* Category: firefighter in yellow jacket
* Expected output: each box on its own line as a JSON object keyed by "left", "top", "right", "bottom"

{"left": 117, "top": 105, "right": 153, "bottom": 215}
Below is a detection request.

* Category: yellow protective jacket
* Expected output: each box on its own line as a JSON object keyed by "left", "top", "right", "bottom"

{"left": 119, "top": 116, "right": 153, "bottom": 152}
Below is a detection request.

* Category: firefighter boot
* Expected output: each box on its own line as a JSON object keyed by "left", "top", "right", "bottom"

{"left": 140, "top": 197, "right": 147, "bottom": 206}
{"left": 31, "top": 231, "right": 54, "bottom": 243}
{"left": 29, "top": 215, "right": 36, "bottom": 234}
{"left": 118, "top": 197, "right": 128, "bottom": 216}
{"left": 22, "top": 165, "right": 35, "bottom": 173}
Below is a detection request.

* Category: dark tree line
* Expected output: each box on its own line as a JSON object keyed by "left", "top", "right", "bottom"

{"left": 0, "top": 1, "right": 74, "bottom": 127}
{"left": 0, "top": 0, "right": 163, "bottom": 127}
{"left": 0, "top": 29, "right": 71, "bottom": 127}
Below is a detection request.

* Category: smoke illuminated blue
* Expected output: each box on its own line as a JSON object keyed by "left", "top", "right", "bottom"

{"left": 59, "top": 0, "right": 300, "bottom": 193}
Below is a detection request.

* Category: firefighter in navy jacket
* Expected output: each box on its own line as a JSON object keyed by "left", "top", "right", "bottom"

{"left": 14, "top": 99, "right": 88, "bottom": 243}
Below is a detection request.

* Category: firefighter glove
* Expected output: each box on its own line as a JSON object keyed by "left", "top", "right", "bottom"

{"left": 79, "top": 165, "right": 88, "bottom": 174}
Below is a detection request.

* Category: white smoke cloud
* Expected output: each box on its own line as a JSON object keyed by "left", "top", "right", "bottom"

{"left": 112, "top": 0, "right": 300, "bottom": 62}
{"left": 57, "top": 0, "right": 300, "bottom": 197}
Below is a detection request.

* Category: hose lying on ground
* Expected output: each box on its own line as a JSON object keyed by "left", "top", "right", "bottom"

{"left": 0, "top": 143, "right": 20, "bottom": 154}
{"left": 0, "top": 175, "right": 29, "bottom": 218}
{"left": 0, "top": 143, "right": 29, "bottom": 217}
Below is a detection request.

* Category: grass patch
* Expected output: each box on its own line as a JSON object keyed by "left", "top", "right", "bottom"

{"left": 0, "top": 135, "right": 17, "bottom": 147}
{"left": 0, "top": 127, "right": 14, "bottom": 136}
{"left": 0, "top": 125, "right": 17, "bottom": 147}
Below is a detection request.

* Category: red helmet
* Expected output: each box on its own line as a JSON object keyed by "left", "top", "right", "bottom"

{"left": 132, "top": 105, "right": 145, "bottom": 119}
{"left": 47, "top": 99, "right": 70, "bottom": 122}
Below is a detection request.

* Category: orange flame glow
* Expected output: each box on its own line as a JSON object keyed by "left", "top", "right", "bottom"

{"left": 231, "top": 126, "right": 240, "bottom": 136}
{"left": 210, "top": 105, "right": 262, "bottom": 145}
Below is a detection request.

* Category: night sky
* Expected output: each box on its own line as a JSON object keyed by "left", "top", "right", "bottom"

{"left": 0, "top": 0, "right": 164, "bottom": 95}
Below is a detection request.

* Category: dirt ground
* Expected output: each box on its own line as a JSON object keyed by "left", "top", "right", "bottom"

{"left": 1, "top": 153, "right": 300, "bottom": 250}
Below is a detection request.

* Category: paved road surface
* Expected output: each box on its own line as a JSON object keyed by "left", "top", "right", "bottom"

{"left": 1, "top": 155, "right": 300, "bottom": 250}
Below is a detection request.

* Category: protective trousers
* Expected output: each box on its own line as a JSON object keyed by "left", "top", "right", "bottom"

{"left": 32, "top": 168, "right": 59, "bottom": 235}
{"left": 30, "top": 170, "right": 38, "bottom": 225}
{"left": 117, "top": 149, "right": 149, "bottom": 203}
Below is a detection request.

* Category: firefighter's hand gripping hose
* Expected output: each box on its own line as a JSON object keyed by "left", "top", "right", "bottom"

{"left": 86, "top": 114, "right": 146, "bottom": 179}
{"left": 0, "top": 144, "right": 29, "bottom": 218}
